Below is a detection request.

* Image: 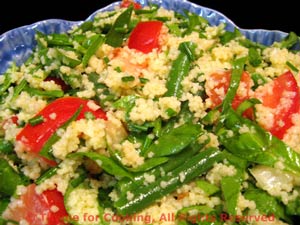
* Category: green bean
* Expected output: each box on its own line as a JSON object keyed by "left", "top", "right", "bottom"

{"left": 239, "top": 38, "right": 266, "bottom": 50}
{"left": 45, "top": 33, "right": 73, "bottom": 47}
{"left": 221, "top": 57, "right": 247, "bottom": 114}
{"left": 82, "top": 35, "right": 105, "bottom": 67}
{"left": 12, "top": 79, "right": 27, "bottom": 99}
{"left": 165, "top": 42, "right": 197, "bottom": 98}
{"left": 114, "top": 148, "right": 224, "bottom": 215}
{"left": 35, "top": 167, "right": 58, "bottom": 185}
{"left": 39, "top": 105, "right": 83, "bottom": 160}
{"left": 116, "top": 142, "right": 205, "bottom": 194}
{"left": 286, "top": 61, "right": 299, "bottom": 73}
{"left": 25, "top": 86, "right": 64, "bottom": 98}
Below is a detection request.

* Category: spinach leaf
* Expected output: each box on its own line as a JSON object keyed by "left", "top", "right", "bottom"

{"left": 144, "top": 123, "right": 203, "bottom": 157}
{"left": 0, "top": 159, "right": 24, "bottom": 197}
{"left": 105, "top": 6, "right": 133, "bottom": 47}
{"left": 244, "top": 187, "right": 289, "bottom": 222}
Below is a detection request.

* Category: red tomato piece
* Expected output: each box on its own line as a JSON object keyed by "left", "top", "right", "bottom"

{"left": 16, "top": 97, "right": 107, "bottom": 154}
{"left": 254, "top": 71, "right": 300, "bottom": 139}
{"left": 128, "top": 21, "right": 163, "bottom": 54}
{"left": 5, "top": 184, "right": 68, "bottom": 225}
{"left": 10, "top": 115, "right": 19, "bottom": 125}
{"left": 120, "top": 0, "right": 142, "bottom": 9}
{"left": 206, "top": 70, "right": 253, "bottom": 110}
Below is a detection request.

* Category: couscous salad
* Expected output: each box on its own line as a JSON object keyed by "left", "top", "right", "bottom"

{"left": 1, "top": 0, "right": 300, "bottom": 224}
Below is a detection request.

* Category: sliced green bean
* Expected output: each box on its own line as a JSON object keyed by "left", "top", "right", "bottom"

{"left": 35, "top": 167, "right": 58, "bottom": 185}
{"left": 165, "top": 42, "right": 197, "bottom": 98}
{"left": 82, "top": 35, "right": 105, "bottom": 67}
{"left": 221, "top": 56, "right": 247, "bottom": 114}
{"left": 39, "top": 105, "right": 83, "bottom": 160}
{"left": 25, "top": 86, "right": 64, "bottom": 98}
{"left": 12, "top": 79, "right": 27, "bottom": 99}
{"left": 116, "top": 142, "right": 206, "bottom": 194}
{"left": 114, "top": 148, "right": 224, "bottom": 215}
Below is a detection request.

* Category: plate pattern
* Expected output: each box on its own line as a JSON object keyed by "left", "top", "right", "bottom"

{"left": 0, "top": 0, "right": 297, "bottom": 74}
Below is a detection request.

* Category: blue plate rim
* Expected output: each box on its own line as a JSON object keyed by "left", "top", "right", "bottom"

{"left": 0, "top": 0, "right": 294, "bottom": 74}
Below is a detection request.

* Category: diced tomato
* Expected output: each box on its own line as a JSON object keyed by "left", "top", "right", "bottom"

{"left": 5, "top": 184, "right": 68, "bottom": 225}
{"left": 120, "top": 0, "right": 142, "bottom": 9}
{"left": 10, "top": 115, "right": 19, "bottom": 124}
{"left": 16, "top": 97, "right": 107, "bottom": 155}
{"left": 128, "top": 21, "right": 163, "bottom": 54}
{"left": 206, "top": 70, "right": 253, "bottom": 115}
{"left": 254, "top": 71, "right": 300, "bottom": 139}
{"left": 1, "top": 115, "right": 18, "bottom": 129}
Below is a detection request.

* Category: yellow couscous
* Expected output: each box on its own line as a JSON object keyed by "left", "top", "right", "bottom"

{"left": 1, "top": 0, "right": 300, "bottom": 225}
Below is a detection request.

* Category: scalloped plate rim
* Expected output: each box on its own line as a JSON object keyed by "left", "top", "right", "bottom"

{"left": 0, "top": 0, "right": 295, "bottom": 74}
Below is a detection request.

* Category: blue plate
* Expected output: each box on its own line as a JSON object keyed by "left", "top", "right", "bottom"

{"left": 0, "top": 0, "right": 297, "bottom": 74}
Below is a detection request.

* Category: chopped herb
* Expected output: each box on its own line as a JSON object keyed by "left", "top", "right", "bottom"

{"left": 84, "top": 111, "right": 95, "bottom": 120}
{"left": 115, "top": 67, "right": 122, "bottom": 73}
{"left": 286, "top": 61, "right": 299, "bottom": 73}
{"left": 122, "top": 76, "right": 135, "bottom": 82}
{"left": 28, "top": 115, "right": 45, "bottom": 126}
{"left": 139, "top": 77, "right": 149, "bottom": 84}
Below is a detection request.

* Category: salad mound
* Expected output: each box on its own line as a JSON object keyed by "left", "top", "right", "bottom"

{"left": 0, "top": 0, "right": 300, "bottom": 224}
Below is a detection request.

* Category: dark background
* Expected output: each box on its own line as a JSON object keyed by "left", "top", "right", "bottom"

{"left": 0, "top": 0, "right": 299, "bottom": 35}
